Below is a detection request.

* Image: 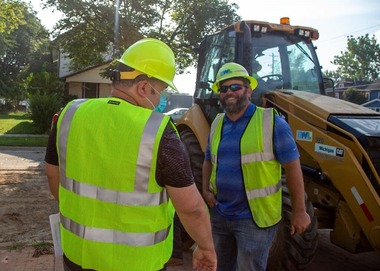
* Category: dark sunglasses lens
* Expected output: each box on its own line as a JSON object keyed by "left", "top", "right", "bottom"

{"left": 230, "top": 84, "right": 243, "bottom": 91}
{"left": 219, "top": 85, "right": 228, "bottom": 93}
{"left": 219, "top": 84, "right": 243, "bottom": 93}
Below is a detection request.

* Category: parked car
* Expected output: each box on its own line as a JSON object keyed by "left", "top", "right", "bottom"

{"left": 164, "top": 108, "right": 189, "bottom": 123}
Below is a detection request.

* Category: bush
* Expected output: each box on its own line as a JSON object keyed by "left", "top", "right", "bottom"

{"left": 29, "top": 93, "right": 62, "bottom": 134}
{"left": 0, "top": 101, "right": 14, "bottom": 114}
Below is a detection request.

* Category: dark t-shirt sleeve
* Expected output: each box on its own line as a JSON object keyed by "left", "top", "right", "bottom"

{"left": 156, "top": 124, "right": 195, "bottom": 188}
{"left": 45, "top": 119, "right": 59, "bottom": 166}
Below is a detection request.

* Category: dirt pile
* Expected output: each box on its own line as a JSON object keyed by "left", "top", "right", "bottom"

{"left": 0, "top": 171, "right": 58, "bottom": 247}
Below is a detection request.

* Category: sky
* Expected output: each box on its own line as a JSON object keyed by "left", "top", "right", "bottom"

{"left": 28, "top": 0, "right": 380, "bottom": 94}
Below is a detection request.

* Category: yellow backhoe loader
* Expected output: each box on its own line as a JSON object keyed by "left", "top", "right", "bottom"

{"left": 175, "top": 18, "right": 380, "bottom": 270}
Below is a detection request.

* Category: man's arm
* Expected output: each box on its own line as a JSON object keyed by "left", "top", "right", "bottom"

{"left": 166, "top": 184, "right": 216, "bottom": 271}
{"left": 45, "top": 162, "right": 59, "bottom": 200}
{"left": 282, "top": 158, "right": 311, "bottom": 235}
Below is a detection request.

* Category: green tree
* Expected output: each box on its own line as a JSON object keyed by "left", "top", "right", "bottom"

{"left": 343, "top": 87, "right": 367, "bottom": 105}
{"left": 44, "top": 0, "right": 240, "bottom": 73}
{"left": 0, "top": 1, "right": 62, "bottom": 111}
{"left": 0, "top": 0, "right": 26, "bottom": 33}
{"left": 333, "top": 34, "right": 380, "bottom": 82}
{"left": 25, "top": 69, "right": 64, "bottom": 96}
{"left": 323, "top": 69, "right": 340, "bottom": 83}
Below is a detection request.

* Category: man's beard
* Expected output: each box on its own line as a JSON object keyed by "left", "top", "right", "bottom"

{"left": 220, "top": 89, "right": 249, "bottom": 114}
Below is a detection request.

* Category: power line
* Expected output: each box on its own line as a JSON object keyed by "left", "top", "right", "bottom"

{"left": 318, "top": 23, "right": 380, "bottom": 43}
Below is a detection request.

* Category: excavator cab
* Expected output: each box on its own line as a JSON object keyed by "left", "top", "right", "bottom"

{"left": 194, "top": 19, "right": 323, "bottom": 124}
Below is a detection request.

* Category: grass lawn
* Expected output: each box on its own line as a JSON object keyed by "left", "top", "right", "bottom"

{"left": 0, "top": 111, "right": 48, "bottom": 147}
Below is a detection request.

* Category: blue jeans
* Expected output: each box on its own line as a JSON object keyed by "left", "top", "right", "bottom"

{"left": 210, "top": 207, "right": 278, "bottom": 271}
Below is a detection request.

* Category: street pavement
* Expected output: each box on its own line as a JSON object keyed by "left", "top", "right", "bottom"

{"left": 0, "top": 146, "right": 45, "bottom": 171}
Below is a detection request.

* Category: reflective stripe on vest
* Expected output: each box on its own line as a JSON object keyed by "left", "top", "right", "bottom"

{"left": 58, "top": 99, "right": 170, "bottom": 246}
{"left": 60, "top": 214, "right": 168, "bottom": 246}
{"left": 242, "top": 109, "right": 280, "bottom": 201}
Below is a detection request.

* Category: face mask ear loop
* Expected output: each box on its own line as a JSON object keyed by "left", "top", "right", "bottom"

{"left": 145, "top": 96, "right": 156, "bottom": 110}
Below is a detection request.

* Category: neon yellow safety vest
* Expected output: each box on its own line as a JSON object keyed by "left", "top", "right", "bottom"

{"left": 209, "top": 107, "right": 282, "bottom": 228}
{"left": 56, "top": 98, "right": 175, "bottom": 271}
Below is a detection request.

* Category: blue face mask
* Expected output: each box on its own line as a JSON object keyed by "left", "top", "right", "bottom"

{"left": 147, "top": 83, "right": 168, "bottom": 113}
{"left": 154, "top": 94, "right": 168, "bottom": 112}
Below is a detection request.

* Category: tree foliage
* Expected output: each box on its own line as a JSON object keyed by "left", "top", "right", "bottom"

{"left": 0, "top": 0, "right": 26, "bottom": 33}
{"left": 343, "top": 87, "right": 367, "bottom": 105}
{"left": 322, "top": 69, "right": 340, "bottom": 83}
{"left": 44, "top": 0, "right": 241, "bottom": 73}
{"left": 0, "top": 1, "right": 63, "bottom": 111}
{"left": 0, "top": 2, "right": 46, "bottom": 94}
{"left": 332, "top": 34, "right": 380, "bottom": 82}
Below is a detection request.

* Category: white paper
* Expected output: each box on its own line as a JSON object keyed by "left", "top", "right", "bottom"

{"left": 49, "top": 213, "right": 63, "bottom": 256}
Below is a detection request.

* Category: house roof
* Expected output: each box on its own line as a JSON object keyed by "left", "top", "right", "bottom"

{"left": 362, "top": 98, "right": 380, "bottom": 107}
{"left": 65, "top": 63, "right": 112, "bottom": 84}
{"left": 61, "top": 61, "right": 112, "bottom": 79}
{"left": 365, "top": 78, "right": 380, "bottom": 91}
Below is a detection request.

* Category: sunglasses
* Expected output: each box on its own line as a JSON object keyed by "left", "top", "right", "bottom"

{"left": 219, "top": 84, "right": 247, "bottom": 93}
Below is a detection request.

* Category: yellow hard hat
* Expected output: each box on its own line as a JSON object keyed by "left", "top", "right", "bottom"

{"left": 211, "top": 62, "right": 258, "bottom": 93}
{"left": 118, "top": 38, "right": 178, "bottom": 91}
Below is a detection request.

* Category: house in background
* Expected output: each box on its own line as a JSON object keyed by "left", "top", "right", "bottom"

{"left": 56, "top": 50, "right": 112, "bottom": 99}
{"left": 362, "top": 99, "right": 380, "bottom": 112}
{"left": 329, "top": 79, "right": 371, "bottom": 100}
{"left": 365, "top": 79, "right": 380, "bottom": 101}
{"left": 56, "top": 51, "right": 193, "bottom": 111}
{"left": 63, "top": 63, "right": 112, "bottom": 98}
{"left": 361, "top": 79, "right": 380, "bottom": 112}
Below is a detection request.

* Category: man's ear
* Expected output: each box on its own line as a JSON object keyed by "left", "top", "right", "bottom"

{"left": 136, "top": 80, "right": 149, "bottom": 97}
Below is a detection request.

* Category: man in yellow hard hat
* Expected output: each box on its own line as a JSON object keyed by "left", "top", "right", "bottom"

{"left": 202, "top": 62, "right": 310, "bottom": 270}
{"left": 45, "top": 38, "right": 216, "bottom": 271}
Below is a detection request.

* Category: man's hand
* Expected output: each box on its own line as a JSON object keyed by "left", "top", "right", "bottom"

{"left": 203, "top": 190, "right": 217, "bottom": 207}
{"left": 192, "top": 246, "right": 217, "bottom": 271}
{"left": 290, "top": 211, "right": 311, "bottom": 235}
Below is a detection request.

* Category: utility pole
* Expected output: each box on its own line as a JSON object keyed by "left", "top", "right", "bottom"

{"left": 114, "top": 0, "right": 121, "bottom": 58}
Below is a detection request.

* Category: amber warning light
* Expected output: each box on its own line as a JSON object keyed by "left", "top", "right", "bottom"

{"left": 280, "top": 17, "right": 290, "bottom": 25}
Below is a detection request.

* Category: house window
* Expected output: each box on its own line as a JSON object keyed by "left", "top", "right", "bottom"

{"left": 83, "top": 83, "right": 98, "bottom": 98}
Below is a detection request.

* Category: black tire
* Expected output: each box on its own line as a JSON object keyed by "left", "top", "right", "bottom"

{"left": 267, "top": 179, "right": 319, "bottom": 271}
{"left": 179, "top": 129, "right": 204, "bottom": 194}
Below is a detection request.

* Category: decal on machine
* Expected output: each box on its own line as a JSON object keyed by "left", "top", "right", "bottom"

{"left": 315, "top": 143, "right": 344, "bottom": 157}
{"left": 296, "top": 130, "right": 313, "bottom": 142}
{"left": 351, "top": 186, "right": 374, "bottom": 222}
